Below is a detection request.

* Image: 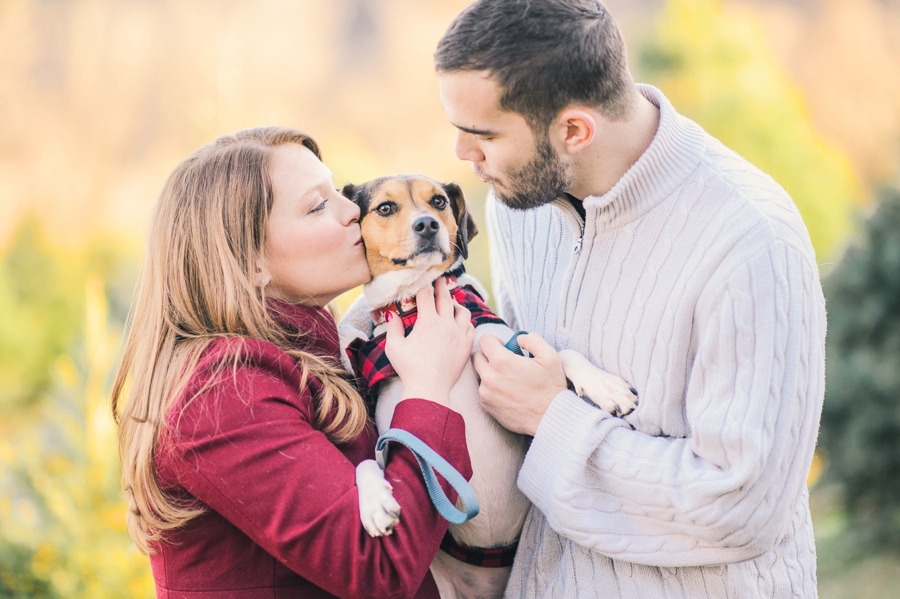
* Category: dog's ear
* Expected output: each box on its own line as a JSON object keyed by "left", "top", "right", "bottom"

{"left": 443, "top": 182, "right": 478, "bottom": 260}
{"left": 341, "top": 182, "right": 371, "bottom": 215}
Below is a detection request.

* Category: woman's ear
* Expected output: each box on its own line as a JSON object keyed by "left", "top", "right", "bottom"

{"left": 254, "top": 259, "right": 271, "bottom": 288}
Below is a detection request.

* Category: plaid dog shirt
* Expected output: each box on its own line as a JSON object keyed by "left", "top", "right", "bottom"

{"left": 345, "top": 278, "right": 521, "bottom": 568}
{"left": 345, "top": 281, "right": 506, "bottom": 413}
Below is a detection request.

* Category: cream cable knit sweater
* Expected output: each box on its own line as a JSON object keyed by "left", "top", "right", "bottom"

{"left": 487, "top": 85, "right": 825, "bottom": 598}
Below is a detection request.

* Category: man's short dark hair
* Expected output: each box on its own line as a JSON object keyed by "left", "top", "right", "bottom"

{"left": 435, "top": 0, "right": 634, "bottom": 131}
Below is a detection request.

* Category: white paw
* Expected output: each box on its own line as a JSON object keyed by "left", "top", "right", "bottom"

{"left": 356, "top": 459, "right": 401, "bottom": 537}
{"left": 558, "top": 349, "right": 639, "bottom": 417}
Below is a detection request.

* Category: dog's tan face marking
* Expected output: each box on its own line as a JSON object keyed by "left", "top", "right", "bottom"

{"left": 358, "top": 177, "right": 461, "bottom": 278}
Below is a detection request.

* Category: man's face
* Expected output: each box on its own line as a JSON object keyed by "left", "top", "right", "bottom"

{"left": 439, "top": 70, "right": 571, "bottom": 210}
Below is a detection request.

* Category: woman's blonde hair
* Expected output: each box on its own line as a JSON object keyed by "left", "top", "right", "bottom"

{"left": 111, "top": 126, "right": 368, "bottom": 554}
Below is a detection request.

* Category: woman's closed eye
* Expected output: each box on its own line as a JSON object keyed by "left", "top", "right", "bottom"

{"left": 308, "top": 199, "right": 328, "bottom": 214}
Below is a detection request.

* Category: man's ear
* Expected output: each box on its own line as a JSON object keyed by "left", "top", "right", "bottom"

{"left": 443, "top": 181, "right": 477, "bottom": 260}
{"left": 554, "top": 108, "right": 596, "bottom": 155}
{"left": 341, "top": 182, "right": 371, "bottom": 216}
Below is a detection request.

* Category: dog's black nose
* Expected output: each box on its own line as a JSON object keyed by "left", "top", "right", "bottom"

{"left": 413, "top": 216, "right": 440, "bottom": 238}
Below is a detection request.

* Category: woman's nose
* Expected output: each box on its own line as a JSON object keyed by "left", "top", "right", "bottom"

{"left": 342, "top": 196, "right": 361, "bottom": 225}
{"left": 455, "top": 131, "right": 484, "bottom": 163}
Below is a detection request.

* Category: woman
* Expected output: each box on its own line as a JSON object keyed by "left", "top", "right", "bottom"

{"left": 111, "top": 127, "right": 475, "bottom": 599}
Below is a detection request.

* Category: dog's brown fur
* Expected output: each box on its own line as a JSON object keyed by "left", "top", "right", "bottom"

{"left": 342, "top": 175, "right": 638, "bottom": 599}
{"left": 342, "top": 175, "right": 531, "bottom": 599}
{"left": 342, "top": 176, "right": 477, "bottom": 281}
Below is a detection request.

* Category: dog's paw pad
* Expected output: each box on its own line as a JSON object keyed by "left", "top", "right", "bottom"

{"left": 356, "top": 459, "right": 402, "bottom": 537}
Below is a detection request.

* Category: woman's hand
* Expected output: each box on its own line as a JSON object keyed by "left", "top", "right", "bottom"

{"left": 384, "top": 277, "right": 475, "bottom": 406}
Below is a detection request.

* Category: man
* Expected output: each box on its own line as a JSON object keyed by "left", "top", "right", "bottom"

{"left": 435, "top": 1, "right": 824, "bottom": 597}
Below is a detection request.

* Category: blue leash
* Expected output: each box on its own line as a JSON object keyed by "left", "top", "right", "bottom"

{"left": 504, "top": 330, "right": 532, "bottom": 357}
{"left": 376, "top": 428, "right": 479, "bottom": 525}
{"left": 372, "top": 331, "right": 530, "bottom": 524}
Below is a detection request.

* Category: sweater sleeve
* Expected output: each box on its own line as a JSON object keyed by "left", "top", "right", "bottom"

{"left": 160, "top": 341, "right": 472, "bottom": 599}
{"left": 515, "top": 241, "right": 826, "bottom": 567}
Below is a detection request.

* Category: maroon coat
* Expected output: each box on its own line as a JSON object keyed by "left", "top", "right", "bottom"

{"left": 151, "top": 301, "right": 472, "bottom": 599}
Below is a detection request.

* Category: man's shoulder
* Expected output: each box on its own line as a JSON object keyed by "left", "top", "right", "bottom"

{"left": 694, "top": 134, "right": 816, "bottom": 263}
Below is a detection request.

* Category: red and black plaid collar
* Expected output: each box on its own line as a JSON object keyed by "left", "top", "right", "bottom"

{"left": 439, "top": 532, "right": 518, "bottom": 568}
{"left": 369, "top": 275, "right": 461, "bottom": 327}
{"left": 345, "top": 278, "right": 506, "bottom": 413}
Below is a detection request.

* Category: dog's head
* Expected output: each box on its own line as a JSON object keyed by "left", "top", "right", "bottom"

{"left": 341, "top": 175, "right": 477, "bottom": 281}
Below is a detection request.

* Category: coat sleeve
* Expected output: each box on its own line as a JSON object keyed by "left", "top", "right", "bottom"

{"left": 160, "top": 340, "right": 472, "bottom": 599}
{"left": 514, "top": 241, "right": 826, "bottom": 567}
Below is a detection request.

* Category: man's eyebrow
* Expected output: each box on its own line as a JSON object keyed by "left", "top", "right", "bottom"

{"left": 454, "top": 124, "right": 496, "bottom": 136}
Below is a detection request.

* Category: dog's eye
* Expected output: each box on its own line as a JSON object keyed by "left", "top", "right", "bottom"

{"left": 375, "top": 202, "right": 395, "bottom": 216}
{"left": 430, "top": 195, "right": 447, "bottom": 210}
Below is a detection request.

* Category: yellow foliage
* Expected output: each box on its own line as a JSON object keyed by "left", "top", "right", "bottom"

{"left": 0, "top": 274, "right": 154, "bottom": 598}
{"left": 640, "top": 0, "right": 860, "bottom": 261}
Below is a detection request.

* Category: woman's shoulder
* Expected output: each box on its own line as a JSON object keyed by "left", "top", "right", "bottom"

{"left": 167, "top": 336, "right": 314, "bottom": 433}
{"left": 198, "top": 335, "right": 301, "bottom": 379}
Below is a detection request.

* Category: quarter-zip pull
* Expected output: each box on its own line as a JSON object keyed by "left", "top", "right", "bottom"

{"left": 551, "top": 195, "right": 586, "bottom": 252}
{"left": 573, "top": 218, "right": 585, "bottom": 253}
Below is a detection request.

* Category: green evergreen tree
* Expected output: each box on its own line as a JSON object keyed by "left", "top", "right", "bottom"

{"left": 820, "top": 185, "right": 900, "bottom": 550}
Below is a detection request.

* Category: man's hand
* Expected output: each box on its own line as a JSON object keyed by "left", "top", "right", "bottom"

{"left": 472, "top": 332, "right": 568, "bottom": 436}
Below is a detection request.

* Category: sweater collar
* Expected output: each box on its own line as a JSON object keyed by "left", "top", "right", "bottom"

{"left": 266, "top": 298, "right": 341, "bottom": 361}
{"left": 580, "top": 84, "right": 706, "bottom": 229}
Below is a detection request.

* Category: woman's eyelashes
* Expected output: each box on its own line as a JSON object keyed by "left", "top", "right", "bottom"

{"left": 308, "top": 198, "right": 328, "bottom": 214}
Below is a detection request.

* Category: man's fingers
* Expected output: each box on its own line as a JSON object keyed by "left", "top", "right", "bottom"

{"left": 516, "top": 332, "right": 556, "bottom": 360}
{"left": 478, "top": 333, "right": 509, "bottom": 360}
{"left": 471, "top": 349, "right": 488, "bottom": 375}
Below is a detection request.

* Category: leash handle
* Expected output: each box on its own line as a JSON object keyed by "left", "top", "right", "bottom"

{"left": 375, "top": 428, "right": 479, "bottom": 525}
{"left": 504, "top": 330, "right": 532, "bottom": 357}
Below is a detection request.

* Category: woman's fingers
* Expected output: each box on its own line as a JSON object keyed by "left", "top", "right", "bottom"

{"left": 383, "top": 310, "right": 405, "bottom": 343}
{"left": 454, "top": 303, "right": 472, "bottom": 333}
{"left": 415, "top": 284, "right": 436, "bottom": 318}
{"left": 433, "top": 276, "right": 454, "bottom": 318}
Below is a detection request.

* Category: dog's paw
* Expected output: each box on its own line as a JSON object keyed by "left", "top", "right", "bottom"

{"left": 559, "top": 349, "right": 639, "bottom": 417}
{"left": 356, "top": 459, "right": 402, "bottom": 537}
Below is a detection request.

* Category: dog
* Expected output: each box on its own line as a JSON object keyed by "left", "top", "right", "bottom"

{"left": 338, "top": 175, "right": 638, "bottom": 599}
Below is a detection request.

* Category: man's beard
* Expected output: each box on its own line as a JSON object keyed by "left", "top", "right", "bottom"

{"left": 492, "top": 135, "right": 572, "bottom": 211}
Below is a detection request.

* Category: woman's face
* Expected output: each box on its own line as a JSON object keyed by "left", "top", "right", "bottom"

{"left": 262, "top": 143, "right": 370, "bottom": 307}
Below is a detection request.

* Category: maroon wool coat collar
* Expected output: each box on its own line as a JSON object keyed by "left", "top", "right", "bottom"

{"left": 150, "top": 300, "right": 472, "bottom": 599}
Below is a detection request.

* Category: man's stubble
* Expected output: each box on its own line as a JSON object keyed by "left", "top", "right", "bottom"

{"left": 493, "top": 134, "right": 573, "bottom": 211}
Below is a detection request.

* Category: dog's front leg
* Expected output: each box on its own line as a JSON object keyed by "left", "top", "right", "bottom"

{"left": 356, "top": 459, "right": 401, "bottom": 537}
{"left": 559, "top": 349, "right": 638, "bottom": 416}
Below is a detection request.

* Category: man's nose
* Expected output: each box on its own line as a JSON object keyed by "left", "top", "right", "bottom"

{"left": 455, "top": 131, "right": 484, "bottom": 162}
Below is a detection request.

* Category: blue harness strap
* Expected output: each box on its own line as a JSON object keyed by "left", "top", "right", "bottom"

{"left": 504, "top": 330, "right": 531, "bottom": 356}
{"left": 375, "top": 429, "right": 479, "bottom": 525}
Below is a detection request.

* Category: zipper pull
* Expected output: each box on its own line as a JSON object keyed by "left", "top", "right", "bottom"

{"left": 573, "top": 235, "right": 583, "bottom": 253}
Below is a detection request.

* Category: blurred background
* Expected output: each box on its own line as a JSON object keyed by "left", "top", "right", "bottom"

{"left": 1, "top": 0, "right": 899, "bottom": 596}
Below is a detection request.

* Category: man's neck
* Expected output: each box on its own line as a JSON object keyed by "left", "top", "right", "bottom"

{"left": 570, "top": 92, "right": 660, "bottom": 200}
